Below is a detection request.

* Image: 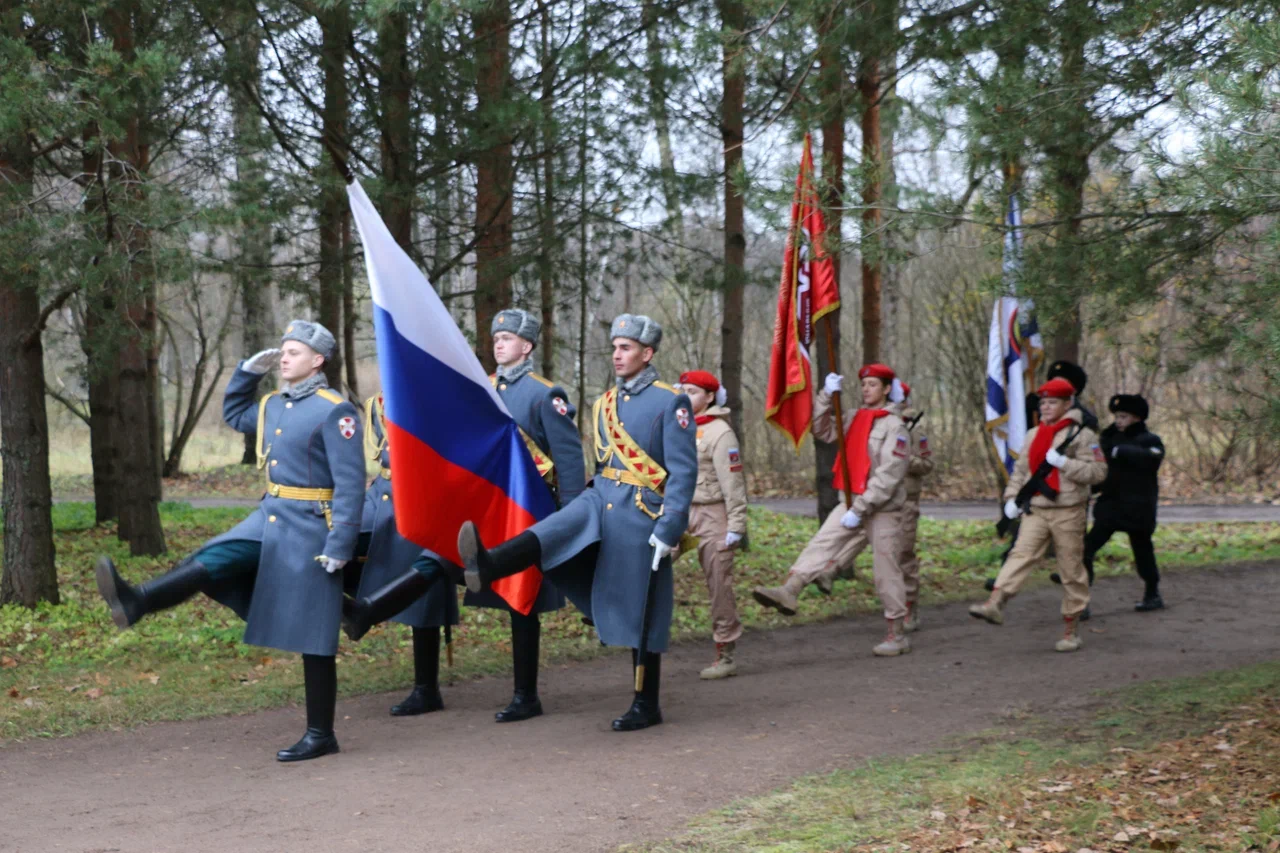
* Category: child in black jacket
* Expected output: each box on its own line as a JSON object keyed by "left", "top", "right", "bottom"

{"left": 1086, "top": 394, "right": 1166, "bottom": 611}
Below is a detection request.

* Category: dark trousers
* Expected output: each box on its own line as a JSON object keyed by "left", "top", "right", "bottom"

{"left": 1083, "top": 521, "right": 1159, "bottom": 591}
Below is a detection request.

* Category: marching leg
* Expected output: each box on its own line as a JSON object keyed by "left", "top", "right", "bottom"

{"left": 612, "top": 650, "right": 662, "bottom": 732}
{"left": 277, "top": 655, "right": 340, "bottom": 762}
{"left": 496, "top": 611, "right": 544, "bottom": 723}
{"left": 390, "top": 627, "right": 444, "bottom": 716}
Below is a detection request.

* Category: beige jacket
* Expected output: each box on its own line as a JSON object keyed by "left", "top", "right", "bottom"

{"left": 1004, "top": 408, "right": 1106, "bottom": 508}
{"left": 692, "top": 407, "right": 748, "bottom": 534}
{"left": 814, "top": 390, "right": 910, "bottom": 517}
{"left": 899, "top": 406, "right": 934, "bottom": 500}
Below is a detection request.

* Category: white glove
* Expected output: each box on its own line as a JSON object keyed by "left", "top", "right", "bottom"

{"left": 1111, "top": 446, "right": 1122, "bottom": 459}
{"left": 1003, "top": 499, "right": 1021, "bottom": 520}
{"left": 648, "top": 534, "right": 675, "bottom": 570}
{"left": 1045, "top": 448, "right": 1066, "bottom": 468}
{"left": 317, "top": 556, "right": 347, "bottom": 574}
{"left": 823, "top": 373, "right": 844, "bottom": 395}
{"left": 840, "top": 509, "right": 861, "bottom": 529}
{"left": 724, "top": 531, "right": 743, "bottom": 548}
{"left": 243, "top": 348, "right": 282, "bottom": 374}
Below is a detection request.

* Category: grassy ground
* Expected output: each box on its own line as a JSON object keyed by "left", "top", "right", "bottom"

{"left": 633, "top": 661, "right": 1280, "bottom": 853}
{"left": 2, "top": 504, "right": 1279, "bottom": 743}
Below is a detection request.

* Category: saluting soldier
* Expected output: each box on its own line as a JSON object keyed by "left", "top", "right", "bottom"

{"left": 456, "top": 314, "right": 697, "bottom": 731}
{"left": 677, "top": 369, "right": 748, "bottom": 680}
{"left": 95, "top": 321, "right": 366, "bottom": 762}
{"left": 753, "top": 364, "right": 913, "bottom": 656}
{"left": 969, "top": 377, "right": 1107, "bottom": 652}
{"left": 339, "top": 392, "right": 460, "bottom": 717}
{"left": 466, "top": 308, "right": 586, "bottom": 723}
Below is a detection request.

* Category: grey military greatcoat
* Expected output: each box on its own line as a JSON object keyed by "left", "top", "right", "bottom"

{"left": 521, "top": 369, "right": 697, "bottom": 651}
{"left": 205, "top": 366, "right": 366, "bottom": 656}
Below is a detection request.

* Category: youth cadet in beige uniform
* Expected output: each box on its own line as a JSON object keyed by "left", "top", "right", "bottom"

{"left": 753, "top": 363, "right": 913, "bottom": 656}
{"left": 678, "top": 370, "right": 748, "bottom": 680}
{"left": 969, "top": 377, "right": 1107, "bottom": 652}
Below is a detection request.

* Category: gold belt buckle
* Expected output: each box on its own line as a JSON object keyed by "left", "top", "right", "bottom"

{"left": 268, "top": 483, "right": 280, "bottom": 497}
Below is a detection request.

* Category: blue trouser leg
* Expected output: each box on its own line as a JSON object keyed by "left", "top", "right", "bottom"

{"left": 193, "top": 539, "right": 262, "bottom": 580}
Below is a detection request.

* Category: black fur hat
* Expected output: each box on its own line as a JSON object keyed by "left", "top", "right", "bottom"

{"left": 1108, "top": 393, "right": 1149, "bottom": 420}
{"left": 1047, "top": 360, "right": 1088, "bottom": 394}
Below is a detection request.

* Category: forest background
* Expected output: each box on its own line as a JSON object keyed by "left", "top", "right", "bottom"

{"left": 3, "top": 0, "right": 1280, "bottom": 606}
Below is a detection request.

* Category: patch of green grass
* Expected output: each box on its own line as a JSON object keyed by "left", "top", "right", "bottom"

{"left": 3, "top": 504, "right": 1279, "bottom": 742}
{"left": 633, "top": 661, "right": 1280, "bottom": 852}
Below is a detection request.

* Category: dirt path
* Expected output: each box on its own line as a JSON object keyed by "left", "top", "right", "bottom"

{"left": 758, "top": 497, "right": 1280, "bottom": 523}
{"left": 4, "top": 562, "right": 1279, "bottom": 853}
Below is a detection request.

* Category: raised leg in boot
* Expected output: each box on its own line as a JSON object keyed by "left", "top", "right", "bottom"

{"left": 612, "top": 651, "right": 662, "bottom": 731}
{"left": 95, "top": 555, "right": 211, "bottom": 629}
{"left": 391, "top": 627, "right": 445, "bottom": 716}
{"left": 343, "top": 557, "right": 451, "bottom": 642}
{"left": 458, "top": 522, "right": 541, "bottom": 594}
{"left": 278, "top": 655, "right": 340, "bottom": 762}
{"left": 496, "top": 612, "right": 544, "bottom": 722}
{"left": 752, "top": 573, "right": 806, "bottom": 616}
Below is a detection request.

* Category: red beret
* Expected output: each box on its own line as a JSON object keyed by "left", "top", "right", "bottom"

{"left": 858, "top": 363, "right": 896, "bottom": 382}
{"left": 1037, "top": 377, "right": 1076, "bottom": 399}
{"left": 679, "top": 370, "right": 720, "bottom": 392}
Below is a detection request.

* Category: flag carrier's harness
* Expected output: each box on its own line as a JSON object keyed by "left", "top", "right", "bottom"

{"left": 256, "top": 391, "right": 335, "bottom": 530}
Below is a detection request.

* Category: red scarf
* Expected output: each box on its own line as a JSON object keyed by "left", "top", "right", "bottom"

{"left": 1027, "top": 417, "right": 1074, "bottom": 491}
{"left": 695, "top": 413, "right": 717, "bottom": 426}
{"left": 832, "top": 409, "right": 890, "bottom": 494}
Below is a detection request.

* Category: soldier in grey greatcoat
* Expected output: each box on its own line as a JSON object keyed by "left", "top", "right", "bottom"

{"left": 457, "top": 314, "right": 698, "bottom": 732}
{"left": 95, "top": 321, "right": 366, "bottom": 762}
{"left": 339, "top": 393, "right": 460, "bottom": 717}
{"left": 463, "top": 309, "right": 586, "bottom": 723}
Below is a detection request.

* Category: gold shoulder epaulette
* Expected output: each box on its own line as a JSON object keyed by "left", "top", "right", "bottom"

{"left": 528, "top": 372, "right": 554, "bottom": 388}
{"left": 653, "top": 381, "right": 678, "bottom": 394}
{"left": 316, "top": 388, "right": 343, "bottom": 405}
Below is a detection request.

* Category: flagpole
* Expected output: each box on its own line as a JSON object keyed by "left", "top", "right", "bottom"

{"left": 822, "top": 314, "right": 854, "bottom": 510}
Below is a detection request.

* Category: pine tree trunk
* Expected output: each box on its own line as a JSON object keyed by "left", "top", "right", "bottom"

{"left": 106, "top": 1, "right": 165, "bottom": 556}
{"left": 230, "top": 1, "right": 271, "bottom": 464}
{"left": 718, "top": 0, "right": 746, "bottom": 444}
{"left": 473, "top": 0, "right": 514, "bottom": 373}
{"left": 815, "top": 11, "right": 846, "bottom": 520}
{"left": 1049, "top": 0, "right": 1088, "bottom": 365}
{"left": 377, "top": 6, "right": 413, "bottom": 251}
{"left": 318, "top": 0, "right": 348, "bottom": 391}
{"left": 858, "top": 50, "right": 882, "bottom": 365}
{"left": 537, "top": 0, "right": 557, "bottom": 378}
{"left": 0, "top": 106, "right": 59, "bottom": 607}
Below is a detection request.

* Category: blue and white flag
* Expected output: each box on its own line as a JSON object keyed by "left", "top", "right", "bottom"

{"left": 985, "top": 195, "right": 1044, "bottom": 477}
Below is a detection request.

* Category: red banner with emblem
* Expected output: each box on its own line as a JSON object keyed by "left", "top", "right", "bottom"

{"left": 765, "top": 133, "right": 841, "bottom": 449}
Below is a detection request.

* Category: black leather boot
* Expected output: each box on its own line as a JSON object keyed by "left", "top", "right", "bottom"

{"left": 278, "top": 655, "right": 340, "bottom": 762}
{"left": 612, "top": 651, "right": 662, "bottom": 732}
{"left": 391, "top": 627, "right": 445, "bottom": 716}
{"left": 1135, "top": 583, "right": 1163, "bottom": 612}
{"left": 95, "top": 556, "right": 208, "bottom": 629}
{"left": 458, "top": 522, "right": 541, "bottom": 594}
{"left": 344, "top": 567, "right": 443, "bottom": 642}
{"left": 496, "top": 613, "right": 543, "bottom": 723}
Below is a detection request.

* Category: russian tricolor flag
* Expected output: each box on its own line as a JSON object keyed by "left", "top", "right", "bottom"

{"left": 347, "top": 180, "right": 551, "bottom": 614}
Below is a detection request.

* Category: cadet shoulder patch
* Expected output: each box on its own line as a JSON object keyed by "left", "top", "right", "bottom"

{"left": 919, "top": 435, "right": 932, "bottom": 457}
{"left": 893, "top": 434, "right": 908, "bottom": 458}
{"left": 551, "top": 396, "right": 569, "bottom": 416}
{"left": 728, "top": 448, "right": 741, "bottom": 465}
{"left": 1091, "top": 443, "right": 1105, "bottom": 462}
{"left": 338, "top": 416, "right": 357, "bottom": 440}
{"left": 316, "top": 388, "right": 343, "bottom": 405}
{"left": 675, "top": 407, "right": 690, "bottom": 429}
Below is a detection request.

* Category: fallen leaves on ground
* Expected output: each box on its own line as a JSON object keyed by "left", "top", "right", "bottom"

{"left": 854, "top": 698, "right": 1280, "bottom": 853}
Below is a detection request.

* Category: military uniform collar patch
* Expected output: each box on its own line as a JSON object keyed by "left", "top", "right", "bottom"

{"left": 496, "top": 359, "right": 535, "bottom": 386}
{"left": 281, "top": 373, "right": 329, "bottom": 401}
{"left": 617, "top": 364, "right": 660, "bottom": 395}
